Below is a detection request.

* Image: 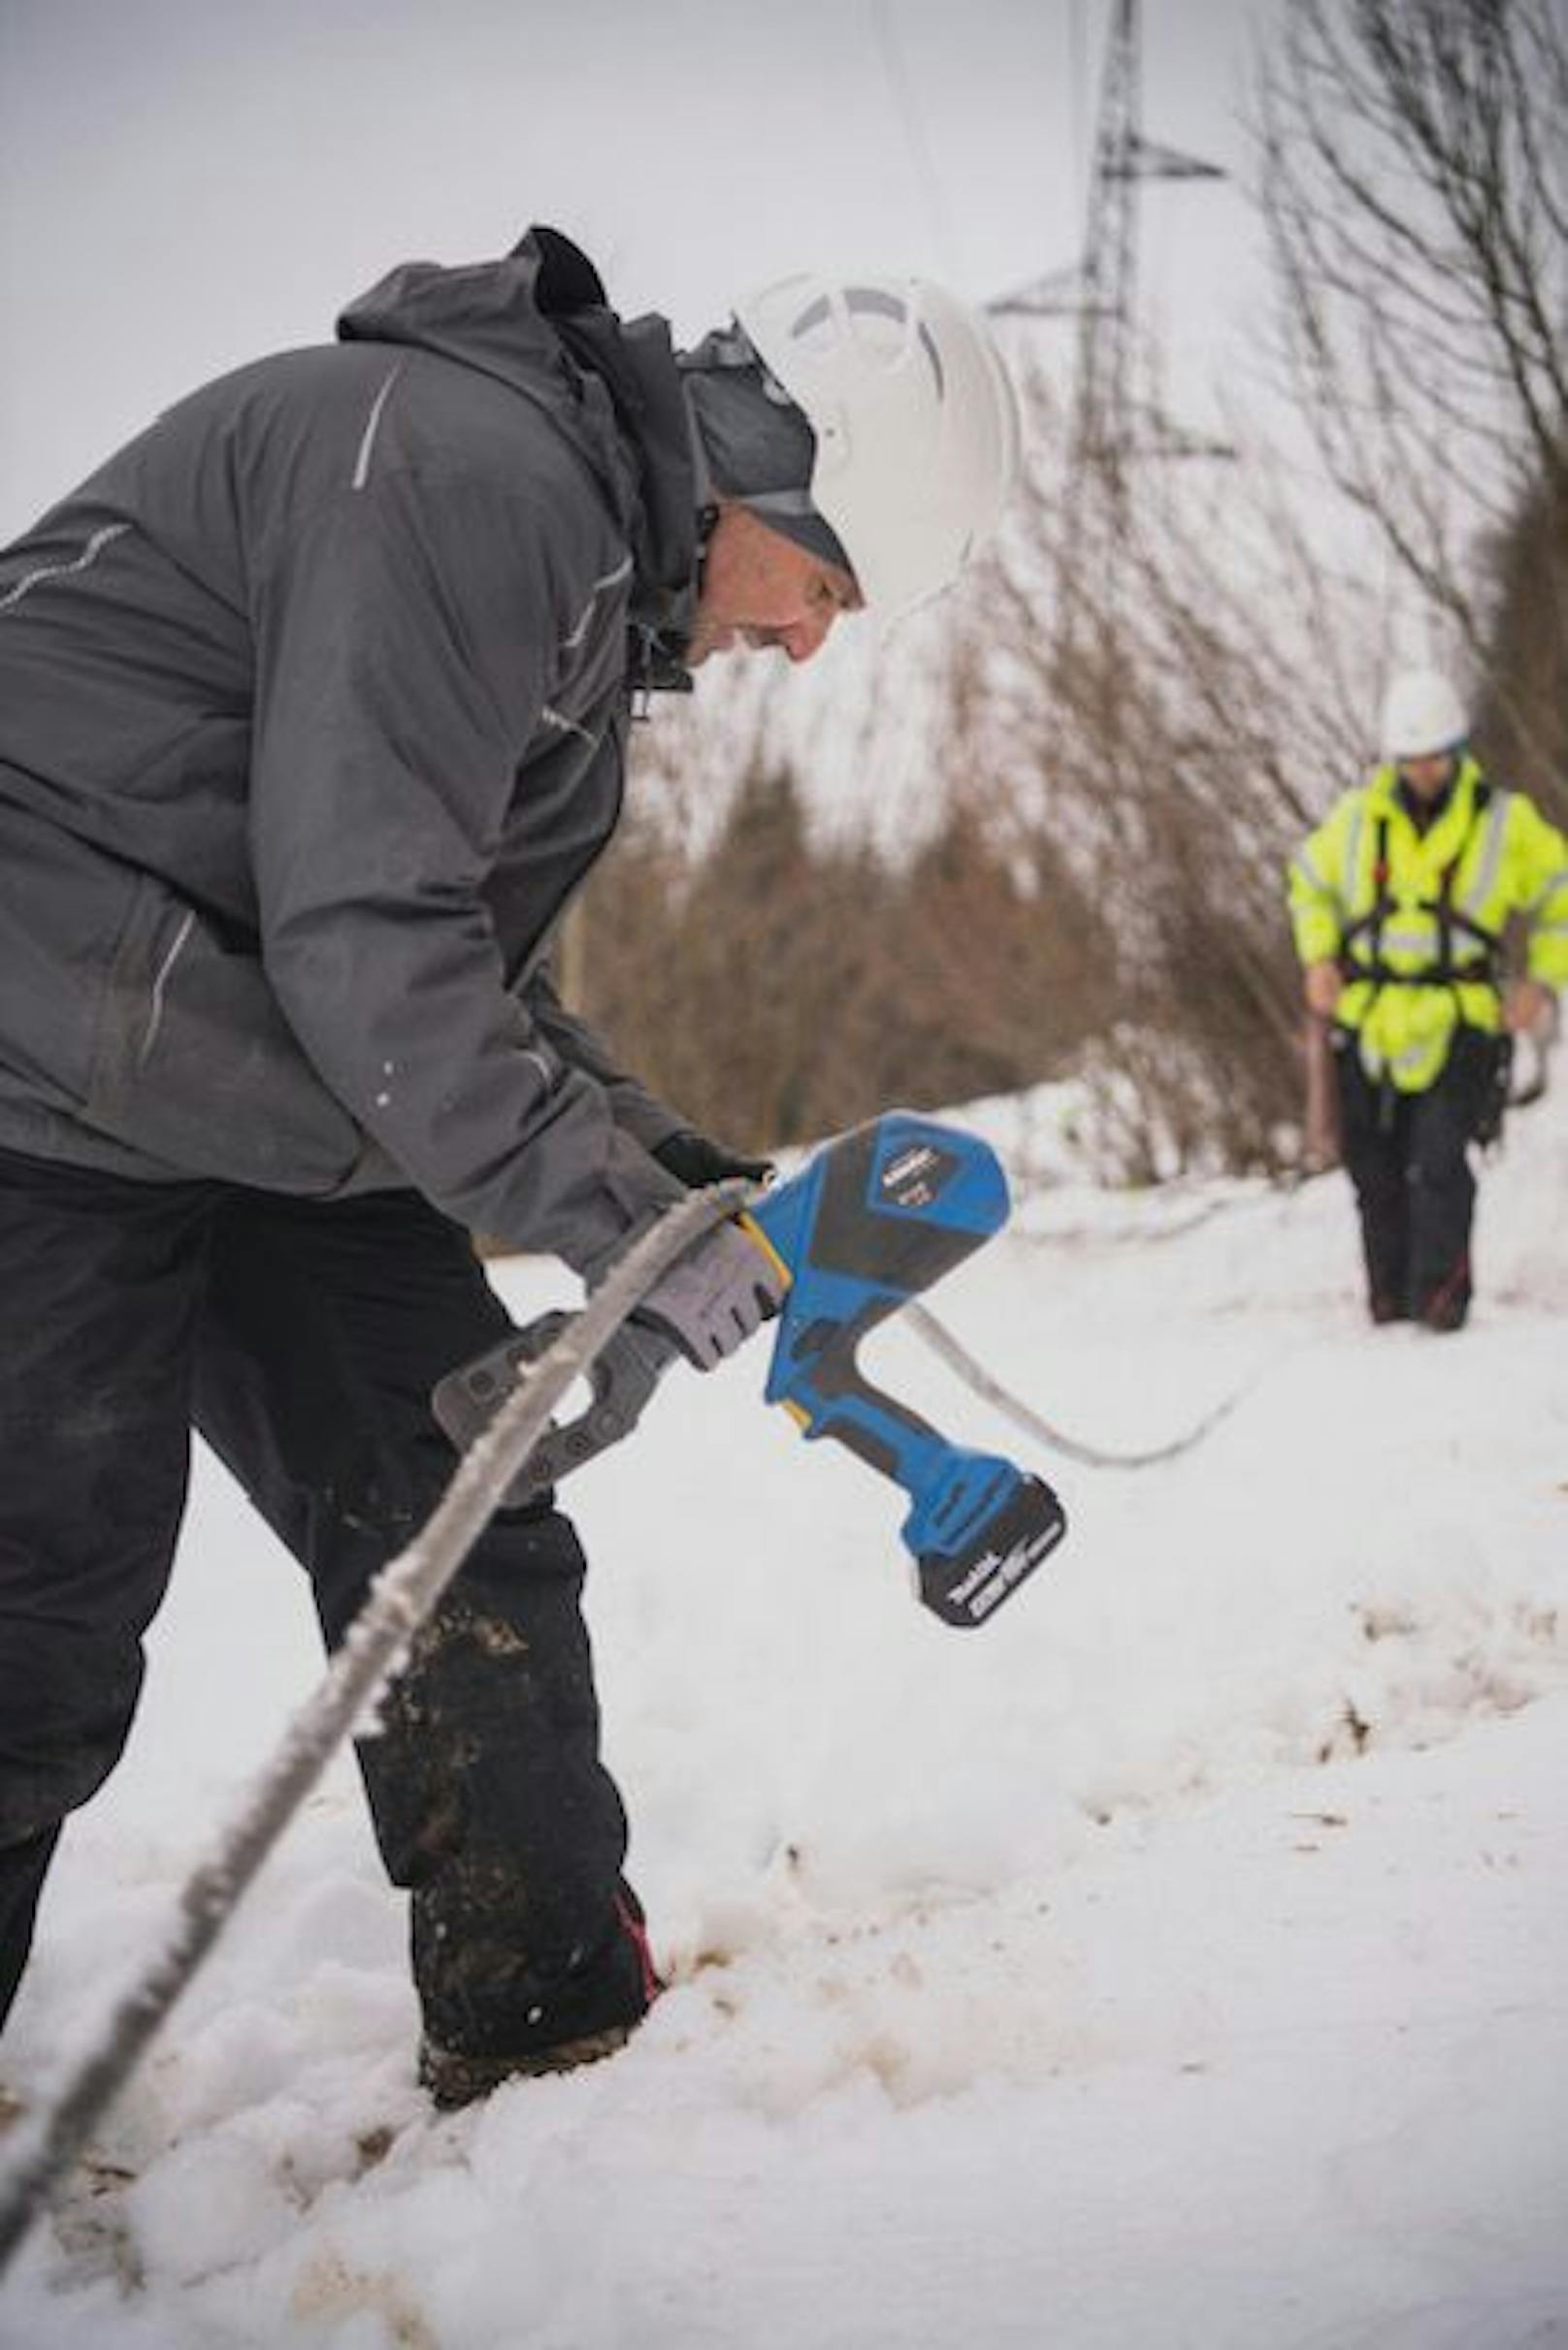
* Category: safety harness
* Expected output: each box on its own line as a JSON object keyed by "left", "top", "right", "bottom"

{"left": 1339, "top": 782, "right": 1501, "bottom": 990}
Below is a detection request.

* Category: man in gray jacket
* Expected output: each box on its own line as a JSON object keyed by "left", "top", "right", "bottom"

{"left": 0, "top": 226, "right": 1020, "bottom": 2101}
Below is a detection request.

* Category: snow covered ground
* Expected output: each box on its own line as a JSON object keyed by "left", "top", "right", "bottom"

{"left": 3, "top": 1074, "right": 1566, "bottom": 2348}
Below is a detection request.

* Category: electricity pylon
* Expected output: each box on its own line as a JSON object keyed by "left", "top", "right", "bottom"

{"left": 994, "top": 0, "right": 1230, "bottom": 661}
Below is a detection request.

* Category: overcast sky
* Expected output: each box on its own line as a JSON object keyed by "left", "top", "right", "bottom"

{"left": 0, "top": 0, "right": 1276, "bottom": 538}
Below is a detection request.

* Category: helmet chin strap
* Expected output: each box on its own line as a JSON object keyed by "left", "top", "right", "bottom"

{"left": 675, "top": 386, "right": 721, "bottom": 644}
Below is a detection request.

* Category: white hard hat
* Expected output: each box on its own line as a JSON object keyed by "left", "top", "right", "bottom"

{"left": 735, "top": 272, "right": 1023, "bottom": 617}
{"left": 1379, "top": 668, "right": 1469, "bottom": 761}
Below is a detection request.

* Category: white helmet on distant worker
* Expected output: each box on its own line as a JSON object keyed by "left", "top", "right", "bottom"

{"left": 1379, "top": 667, "right": 1469, "bottom": 762}
{"left": 735, "top": 271, "right": 1024, "bottom": 617}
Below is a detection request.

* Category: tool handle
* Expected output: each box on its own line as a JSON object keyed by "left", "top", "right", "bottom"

{"left": 788, "top": 1340, "right": 1066, "bottom": 1626}
{"left": 790, "top": 1345, "right": 1021, "bottom": 1538}
{"left": 786, "top": 1347, "right": 952, "bottom": 1501}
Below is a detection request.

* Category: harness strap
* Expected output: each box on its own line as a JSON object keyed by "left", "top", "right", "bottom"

{"left": 1347, "top": 958, "right": 1498, "bottom": 987}
{"left": 1340, "top": 814, "right": 1391, "bottom": 955}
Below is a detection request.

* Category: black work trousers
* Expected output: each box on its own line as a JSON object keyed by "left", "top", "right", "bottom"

{"left": 0, "top": 1145, "right": 652, "bottom": 2061}
{"left": 1332, "top": 1025, "right": 1498, "bottom": 1329}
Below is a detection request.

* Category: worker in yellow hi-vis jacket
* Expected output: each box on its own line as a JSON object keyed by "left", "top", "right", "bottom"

{"left": 1289, "top": 667, "right": 1568, "bottom": 1330}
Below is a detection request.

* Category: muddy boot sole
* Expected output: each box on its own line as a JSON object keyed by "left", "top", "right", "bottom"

{"left": 419, "top": 2023, "right": 633, "bottom": 2109}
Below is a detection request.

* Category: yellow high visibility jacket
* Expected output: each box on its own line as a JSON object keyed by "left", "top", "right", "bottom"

{"left": 1288, "top": 756, "right": 1568, "bottom": 1092}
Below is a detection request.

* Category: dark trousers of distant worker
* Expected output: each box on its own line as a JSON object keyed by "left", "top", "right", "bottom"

{"left": 0, "top": 1146, "right": 656, "bottom": 2062}
{"left": 1332, "top": 1024, "right": 1499, "bottom": 1331}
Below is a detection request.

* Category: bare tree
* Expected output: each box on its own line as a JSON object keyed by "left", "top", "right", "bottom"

{"left": 1473, "top": 448, "right": 1568, "bottom": 823}
{"left": 1256, "top": 0, "right": 1568, "bottom": 660}
{"left": 922, "top": 6, "right": 1568, "bottom": 1178}
{"left": 958, "top": 339, "right": 1362, "bottom": 1178}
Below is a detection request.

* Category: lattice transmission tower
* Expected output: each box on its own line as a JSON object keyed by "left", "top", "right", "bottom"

{"left": 994, "top": 0, "right": 1230, "bottom": 650}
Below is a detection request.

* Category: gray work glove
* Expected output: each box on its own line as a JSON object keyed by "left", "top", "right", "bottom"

{"left": 632, "top": 1215, "right": 788, "bottom": 1372}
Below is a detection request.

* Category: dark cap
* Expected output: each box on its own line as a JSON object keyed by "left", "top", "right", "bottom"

{"left": 678, "top": 327, "right": 855, "bottom": 579}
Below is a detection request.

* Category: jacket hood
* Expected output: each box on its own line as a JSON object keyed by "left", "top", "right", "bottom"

{"left": 338, "top": 225, "right": 699, "bottom": 629}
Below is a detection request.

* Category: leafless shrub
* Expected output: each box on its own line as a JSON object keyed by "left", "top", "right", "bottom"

{"left": 576, "top": 735, "right": 1113, "bottom": 1153}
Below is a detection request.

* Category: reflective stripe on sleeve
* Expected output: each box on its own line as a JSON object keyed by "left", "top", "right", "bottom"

{"left": 1454, "top": 788, "right": 1510, "bottom": 920}
{"left": 1292, "top": 844, "right": 1334, "bottom": 898}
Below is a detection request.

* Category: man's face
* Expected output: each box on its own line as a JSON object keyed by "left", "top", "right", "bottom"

{"left": 686, "top": 504, "right": 862, "bottom": 669}
{"left": 1397, "top": 752, "right": 1458, "bottom": 803}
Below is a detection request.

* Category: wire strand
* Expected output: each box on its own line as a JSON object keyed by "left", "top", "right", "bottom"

{"left": 906, "top": 1296, "right": 1259, "bottom": 1469}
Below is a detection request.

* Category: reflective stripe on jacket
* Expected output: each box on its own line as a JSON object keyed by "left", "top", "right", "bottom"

{"left": 1288, "top": 757, "right": 1568, "bottom": 1092}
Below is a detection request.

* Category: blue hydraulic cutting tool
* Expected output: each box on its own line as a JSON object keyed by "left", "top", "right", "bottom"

{"left": 432, "top": 1112, "right": 1066, "bottom": 1629}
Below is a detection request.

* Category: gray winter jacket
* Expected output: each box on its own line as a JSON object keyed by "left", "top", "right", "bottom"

{"left": 0, "top": 227, "right": 699, "bottom": 1268}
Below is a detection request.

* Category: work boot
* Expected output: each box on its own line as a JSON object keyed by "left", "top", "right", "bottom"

{"left": 1419, "top": 1293, "right": 1469, "bottom": 1333}
{"left": 416, "top": 1884, "right": 661, "bottom": 2110}
{"left": 1417, "top": 1257, "right": 1471, "bottom": 1332}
